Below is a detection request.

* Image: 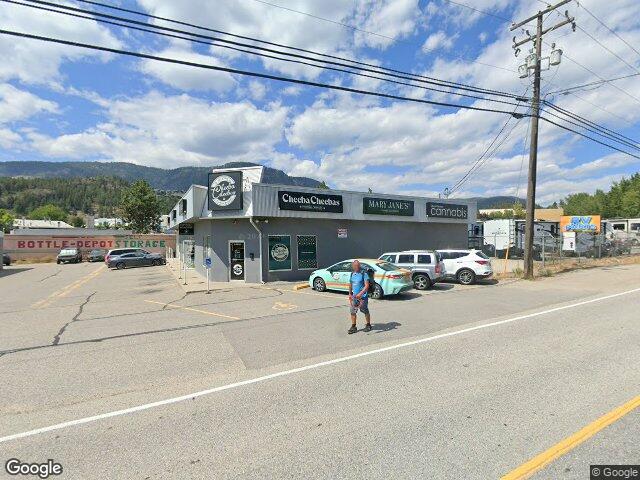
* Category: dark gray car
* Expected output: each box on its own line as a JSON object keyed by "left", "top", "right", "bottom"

{"left": 108, "top": 250, "right": 165, "bottom": 270}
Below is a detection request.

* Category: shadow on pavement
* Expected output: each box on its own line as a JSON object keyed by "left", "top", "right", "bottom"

{"left": 0, "top": 267, "right": 33, "bottom": 278}
{"left": 371, "top": 321, "right": 401, "bottom": 333}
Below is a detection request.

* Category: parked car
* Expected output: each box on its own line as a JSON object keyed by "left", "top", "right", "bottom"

{"left": 308, "top": 258, "right": 413, "bottom": 299}
{"left": 88, "top": 249, "right": 106, "bottom": 262}
{"left": 378, "top": 250, "right": 444, "bottom": 290}
{"left": 436, "top": 249, "right": 493, "bottom": 285}
{"left": 107, "top": 250, "right": 165, "bottom": 270}
{"left": 2, "top": 253, "right": 10, "bottom": 266}
{"left": 56, "top": 248, "right": 83, "bottom": 264}
{"left": 104, "top": 248, "right": 144, "bottom": 265}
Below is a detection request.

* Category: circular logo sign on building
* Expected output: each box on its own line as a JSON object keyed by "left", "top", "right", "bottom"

{"left": 210, "top": 175, "right": 237, "bottom": 207}
{"left": 270, "top": 243, "right": 290, "bottom": 262}
{"left": 232, "top": 264, "right": 243, "bottom": 276}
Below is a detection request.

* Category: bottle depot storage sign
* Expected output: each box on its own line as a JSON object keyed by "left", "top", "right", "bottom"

{"left": 278, "top": 190, "right": 343, "bottom": 213}
{"left": 426, "top": 202, "right": 468, "bottom": 220}
{"left": 208, "top": 171, "right": 243, "bottom": 211}
{"left": 363, "top": 197, "right": 414, "bottom": 216}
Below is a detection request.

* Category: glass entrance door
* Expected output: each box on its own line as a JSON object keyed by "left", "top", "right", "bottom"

{"left": 229, "top": 241, "right": 245, "bottom": 281}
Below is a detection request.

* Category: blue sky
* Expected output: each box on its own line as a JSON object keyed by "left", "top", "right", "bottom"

{"left": 0, "top": 0, "right": 639, "bottom": 204}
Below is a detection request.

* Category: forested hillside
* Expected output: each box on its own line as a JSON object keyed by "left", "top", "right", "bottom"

{"left": 0, "top": 177, "right": 180, "bottom": 217}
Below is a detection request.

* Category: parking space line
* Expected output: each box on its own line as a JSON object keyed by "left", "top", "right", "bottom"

{"left": 31, "top": 266, "right": 106, "bottom": 308}
{"left": 144, "top": 300, "right": 239, "bottom": 320}
{"left": 501, "top": 394, "right": 640, "bottom": 480}
{"left": 2, "top": 285, "right": 638, "bottom": 445}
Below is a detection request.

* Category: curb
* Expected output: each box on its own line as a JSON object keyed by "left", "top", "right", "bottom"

{"left": 293, "top": 283, "right": 310, "bottom": 291}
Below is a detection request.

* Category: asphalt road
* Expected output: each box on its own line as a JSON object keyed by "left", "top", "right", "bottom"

{"left": 0, "top": 261, "right": 638, "bottom": 479}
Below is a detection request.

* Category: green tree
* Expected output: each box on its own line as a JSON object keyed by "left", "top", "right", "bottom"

{"left": 316, "top": 181, "right": 330, "bottom": 189}
{"left": 621, "top": 189, "right": 640, "bottom": 217}
{"left": 512, "top": 202, "right": 525, "bottom": 219}
{"left": 28, "top": 204, "right": 68, "bottom": 221}
{"left": 0, "top": 208, "right": 14, "bottom": 233}
{"left": 120, "top": 180, "right": 161, "bottom": 233}
{"left": 68, "top": 215, "right": 86, "bottom": 228}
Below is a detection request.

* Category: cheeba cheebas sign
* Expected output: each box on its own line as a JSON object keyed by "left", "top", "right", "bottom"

{"left": 208, "top": 171, "right": 243, "bottom": 211}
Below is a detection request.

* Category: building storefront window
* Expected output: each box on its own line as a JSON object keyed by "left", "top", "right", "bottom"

{"left": 296, "top": 235, "right": 317, "bottom": 270}
{"left": 268, "top": 235, "right": 292, "bottom": 271}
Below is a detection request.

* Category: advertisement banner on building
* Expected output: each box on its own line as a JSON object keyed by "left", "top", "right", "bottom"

{"left": 296, "top": 235, "right": 317, "bottom": 269}
{"left": 268, "top": 235, "right": 291, "bottom": 271}
{"left": 363, "top": 197, "right": 414, "bottom": 216}
{"left": 3, "top": 234, "right": 176, "bottom": 261}
{"left": 426, "top": 202, "right": 469, "bottom": 220}
{"left": 278, "top": 190, "right": 343, "bottom": 213}
{"left": 560, "top": 215, "right": 601, "bottom": 233}
{"left": 178, "top": 223, "right": 194, "bottom": 235}
{"left": 208, "top": 171, "right": 243, "bottom": 211}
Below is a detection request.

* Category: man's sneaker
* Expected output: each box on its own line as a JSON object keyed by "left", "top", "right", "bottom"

{"left": 348, "top": 325, "right": 357, "bottom": 334}
{"left": 363, "top": 324, "right": 372, "bottom": 332}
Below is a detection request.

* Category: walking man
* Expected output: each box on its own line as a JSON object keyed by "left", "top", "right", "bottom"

{"left": 348, "top": 260, "right": 372, "bottom": 334}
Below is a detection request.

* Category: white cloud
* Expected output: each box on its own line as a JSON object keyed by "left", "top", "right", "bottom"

{"left": 139, "top": 42, "right": 237, "bottom": 93}
{"left": 28, "top": 92, "right": 288, "bottom": 168}
{"left": 422, "top": 31, "right": 455, "bottom": 53}
{"left": 0, "top": 1, "right": 122, "bottom": 85}
{"left": 353, "top": 0, "right": 422, "bottom": 49}
{"left": 0, "top": 84, "right": 58, "bottom": 123}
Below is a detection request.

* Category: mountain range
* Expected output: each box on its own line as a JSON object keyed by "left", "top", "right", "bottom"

{"left": 0, "top": 161, "right": 524, "bottom": 208}
{"left": 0, "top": 161, "right": 323, "bottom": 192}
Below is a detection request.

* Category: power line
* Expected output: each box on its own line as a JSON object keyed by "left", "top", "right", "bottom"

{"left": 575, "top": 0, "right": 640, "bottom": 59}
{"left": 65, "top": 0, "right": 522, "bottom": 100}
{"left": 4, "top": 0, "right": 528, "bottom": 109}
{"left": 247, "top": 0, "right": 395, "bottom": 41}
{"left": 0, "top": 28, "right": 524, "bottom": 117}
{"left": 542, "top": 100, "right": 640, "bottom": 149}
{"left": 540, "top": 116, "right": 640, "bottom": 160}
{"left": 449, "top": 89, "right": 530, "bottom": 194}
{"left": 545, "top": 72, "right": 640, "bottom": 96}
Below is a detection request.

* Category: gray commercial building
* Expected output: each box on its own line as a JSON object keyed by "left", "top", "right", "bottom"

{"left": 168, "top": 166, "right": 476, "bottom": 283}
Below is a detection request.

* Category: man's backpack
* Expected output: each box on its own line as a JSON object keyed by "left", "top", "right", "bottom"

{"left": 350, "top": 269, "right": 375, "bottom": 293}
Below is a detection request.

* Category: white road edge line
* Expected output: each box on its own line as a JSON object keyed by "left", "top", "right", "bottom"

{"left": 2, "top": 286, "right": 640, "bottom": 444}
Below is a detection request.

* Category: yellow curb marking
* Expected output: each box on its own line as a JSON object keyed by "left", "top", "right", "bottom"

{"left": 272, "top": 301, "right": 297, "bottom": 311}
{"left": 144, "top": 300, "right": 239, "bottom": 320}
{"left": 502, "top": 394, "right": 640, "bottom": 480}
{"left": 293, "top": 283, "right": 309, "bottom": 291}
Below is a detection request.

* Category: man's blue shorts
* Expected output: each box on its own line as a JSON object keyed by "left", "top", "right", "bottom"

{"left": 350, "top": 296, "right": 369, "bottom": 315}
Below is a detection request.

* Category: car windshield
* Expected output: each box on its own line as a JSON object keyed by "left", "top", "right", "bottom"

{"left": 375, "top": 261, "right": 399, "bottom": 272}
{"left": 60, "top": 249, "right": 77, "bottom": 255}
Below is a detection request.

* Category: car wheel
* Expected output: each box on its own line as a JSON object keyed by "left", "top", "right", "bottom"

{"left": 457, "top": 268, "right": 476, "bottom": 285}
{"left": 56, "top": 260, "right": 61, "bottom": 264}
{"left": 370, "top": 283, "right": 384, "bottom": 299}
{"left": 413, "top": 273, "right": 431, "bottom": 290}
{"left": 313, "top": 277, "right": 326, "bottom": 292}
{"left": 152, "top": 259, "right": 161, "bottom": 266}
{"left": 116, "top": 262, "right": 126, "bottom": 270}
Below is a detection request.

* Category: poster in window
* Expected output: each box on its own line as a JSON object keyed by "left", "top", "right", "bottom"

{"left": 268, "top": 235, "right": 291, "bottom": 271}
{"left": 297, "top": 235, "right": 317, "bottom": 269}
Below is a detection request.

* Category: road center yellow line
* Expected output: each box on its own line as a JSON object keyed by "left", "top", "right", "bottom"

{"left": 144, "top": 300, "right": 239, "bottom": 320}
{"left": 502, "top": 394, "right": 640, "bottom": 480}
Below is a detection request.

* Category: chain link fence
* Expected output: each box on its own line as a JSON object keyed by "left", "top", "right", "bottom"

{"left": 469, "top": 230, "right": 640, "bottom": 273}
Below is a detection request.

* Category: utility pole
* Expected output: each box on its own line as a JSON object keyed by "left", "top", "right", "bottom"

{"left": 510, "top": 1, "right": 575, "bottom": 279}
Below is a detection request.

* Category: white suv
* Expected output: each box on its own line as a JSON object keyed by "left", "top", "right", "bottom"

{"left": 436, "top": 249, "right": 493, "bottom": 285}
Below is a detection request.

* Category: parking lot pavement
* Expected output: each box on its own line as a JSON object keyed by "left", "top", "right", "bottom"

{"left": 1, "top": 262, "right": 639, "bottom": 478}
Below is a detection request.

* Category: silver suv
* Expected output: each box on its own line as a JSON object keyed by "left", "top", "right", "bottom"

{"left": 378, "top": 250, "right": 444, "bottom": 290}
